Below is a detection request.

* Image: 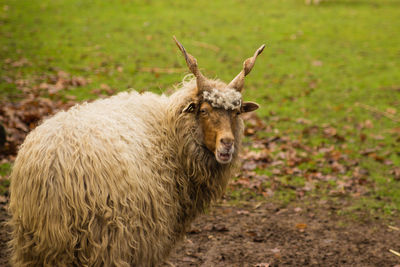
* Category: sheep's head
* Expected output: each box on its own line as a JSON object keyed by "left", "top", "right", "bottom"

{"left": 174, "top": 37, "right": 264, "bottom": 164}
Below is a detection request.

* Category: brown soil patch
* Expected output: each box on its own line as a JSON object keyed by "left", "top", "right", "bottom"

{"left": 167, "top": 202, "right": 400, "bottom": 267}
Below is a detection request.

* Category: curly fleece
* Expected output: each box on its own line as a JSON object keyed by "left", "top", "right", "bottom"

{"left": 8, "top": 78, "right": 244, "bottom": 267}
{"left": 203, "top": 88, "right": 242, "bottom": 110}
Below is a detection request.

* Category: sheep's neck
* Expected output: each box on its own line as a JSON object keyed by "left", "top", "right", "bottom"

{"left": 172, "top": 118, "right": 238, "bottom": 224}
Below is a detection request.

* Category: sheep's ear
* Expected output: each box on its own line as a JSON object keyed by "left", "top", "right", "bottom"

{"left": 241, "top": 102, "right": 259, "bottom": 113}
{"left": 183, "top": 102, "right": 197, "bottom": 113}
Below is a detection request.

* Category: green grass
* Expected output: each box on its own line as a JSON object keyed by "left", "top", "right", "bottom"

{"left": 1, "top": 0, "right": 399, "bottom": 215}
{"left": 0, "top": 163, "right": 11, "bottom": 177}
{"left": 0, "top": 163, "right": 11, "bottom": 195}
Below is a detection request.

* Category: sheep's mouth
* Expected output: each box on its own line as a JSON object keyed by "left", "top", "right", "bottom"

{"left": 216, "top": 150, "right": 233, "bottom": 164}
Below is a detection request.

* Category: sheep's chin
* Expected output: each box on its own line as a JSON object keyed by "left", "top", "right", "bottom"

{"left": 215, "top": 150, "right": 233, "bottom": 164}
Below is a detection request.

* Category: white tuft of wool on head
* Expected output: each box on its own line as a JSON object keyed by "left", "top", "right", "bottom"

{"left": 203, "top": 88, "right": 242, "bottom": 110}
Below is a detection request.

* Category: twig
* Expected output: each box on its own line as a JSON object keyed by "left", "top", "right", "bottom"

{"left": 355, "top": 102, "right": 400, "bottom": 123}
{"left": 389, "top": 249, "right": 400, "bottom": 257}
{"left": 139, "top": 67, "right": 185, "bottom": 74}
{"left": 388, "top": 225, "right": 400, "bottom": 231}
{"left": 253, "top": 202, "right": 262, "bottom": 209}
{"left": 163, "top": 260, "right": 176, "bottom": 267}
{"left": 192, "top": 41, "right": 220, "bottom": 52}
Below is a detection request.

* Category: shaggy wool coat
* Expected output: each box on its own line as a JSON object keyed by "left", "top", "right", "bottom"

{"left": 9, "top": 78, "right": 244, "bottom": 267}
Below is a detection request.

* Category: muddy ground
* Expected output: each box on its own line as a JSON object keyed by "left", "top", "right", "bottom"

{"left": 166, "top": 201, "right": 400, "bottom": 267}
{"left": 1, "top": 200, "right": 399, "bottom": 267}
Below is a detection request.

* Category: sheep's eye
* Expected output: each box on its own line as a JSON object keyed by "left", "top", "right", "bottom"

{"left": 183, "top": 102, "right": 196, "bottom": 113}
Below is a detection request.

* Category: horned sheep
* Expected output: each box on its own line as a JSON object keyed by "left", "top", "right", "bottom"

{"left": 8, "top": 37, "right": 265, "bottom": 266}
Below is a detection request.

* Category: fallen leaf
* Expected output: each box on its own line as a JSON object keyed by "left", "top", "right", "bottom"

{"left": 237, "top": 210, "right": 250, "bottom": 215}
{"left": 312, "top": 60, "right": 323, "bottom": 66}
{"left": 294, "top": 207, "right": 302, "bottom": 212}
{"left": 391, "top": 167, "right": 400, "bottom": 180}
{"left": 386, "top": 107, "right": 397, "bottom": 115}
{"left": 0, "top": 195, "right": 8, "bottom": 204}
{"left": 295, "top": 223, "right": 307, "bottom": 232}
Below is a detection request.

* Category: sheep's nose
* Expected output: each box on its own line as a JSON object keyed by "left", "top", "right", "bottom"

{"left": 220, "top": 137, "right": 234, "bottom": 148}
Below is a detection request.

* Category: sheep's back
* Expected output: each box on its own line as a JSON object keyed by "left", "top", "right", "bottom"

{"left": 9, "top": 90, "right": 176, "bottom": 266}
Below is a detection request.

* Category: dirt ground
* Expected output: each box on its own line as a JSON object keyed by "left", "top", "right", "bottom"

{"left": 167, "top": 201, "right": 400, "bottom": 267}
{"left": 166, "top": 204, "right": 400, "bottom": 267}
{"left": 1, "top": 200, "right": 399, "bottom": 267}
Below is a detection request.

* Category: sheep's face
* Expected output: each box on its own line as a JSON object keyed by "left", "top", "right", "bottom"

{"left": 198, "top": 101, "right": 237, "bottom": 164}
{"left": 198, "top": 99, "right": 258, "bottom": 164}
{"left": 174, "top": 36, "right": 264, "bottom": 164}
{"left": 184, "top": 89, "right": 259, "bottom": 164}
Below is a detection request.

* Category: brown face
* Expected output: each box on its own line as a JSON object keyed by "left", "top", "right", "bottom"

{"left": 175, "top": 37, "right": 264, "bottom": 164}
{"left": 198, "top": 102, "right": 240, "bottom": 164}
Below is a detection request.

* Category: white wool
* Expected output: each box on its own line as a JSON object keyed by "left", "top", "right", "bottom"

{"left": 9, "top": 80, "right": 243, "bottom": 266}
{"left": 203, "top": 88, "right": 242, "bottom": 110}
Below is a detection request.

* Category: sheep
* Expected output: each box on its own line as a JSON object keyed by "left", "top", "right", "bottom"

{"left": 8, "top": 37, "right": 265, "bottom": 267}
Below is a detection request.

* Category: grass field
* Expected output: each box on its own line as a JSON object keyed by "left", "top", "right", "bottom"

{"left": 1, "top": 0, "right": 399, "bottom": 216}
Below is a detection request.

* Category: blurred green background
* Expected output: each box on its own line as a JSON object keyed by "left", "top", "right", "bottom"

{"left": 0, "top": 0, "right": 399, "bottom": 216}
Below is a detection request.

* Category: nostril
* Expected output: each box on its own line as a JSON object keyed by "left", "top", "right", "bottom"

{"left": 220, "top": 138, "right": 234, "bottom": 147}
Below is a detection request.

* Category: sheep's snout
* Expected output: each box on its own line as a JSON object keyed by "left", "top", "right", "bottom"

{"left": 220, "top": 137, "right": 234, "bottom": 148}
{"left": 215, "top": 135, "right": 235, "bottom": 164}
